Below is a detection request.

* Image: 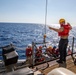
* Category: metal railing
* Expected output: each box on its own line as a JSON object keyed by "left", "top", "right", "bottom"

{"left": 31, "top": 37, "right": 76, "bottom": 68}
{"left": 0, "top": 37, "right": 76, "bottom": 68}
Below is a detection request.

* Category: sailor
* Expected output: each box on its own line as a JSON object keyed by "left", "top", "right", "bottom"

{"left": 46, "top": 46, "right": 53, "bottom": 56}
{"left": 49, "top": 18, "right": 72, "bottom": 63}
{"left": 26, "top": 44, "right": 32, "bottom": 65}
{"left": 52, "top": 46, "right": 57, "bottom": 58}
{"left": 52, "top": 46, "right": 56, "bottom": 53}
{"left": 35, "top": 46, "right": 44, "bottom": 63}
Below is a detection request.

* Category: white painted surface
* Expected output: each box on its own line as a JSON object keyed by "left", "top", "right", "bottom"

{"left": 47, "top": 67, "right": 76, "bottom": 75}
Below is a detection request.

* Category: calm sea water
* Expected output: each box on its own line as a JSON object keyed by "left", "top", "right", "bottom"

{"left": 0, "top": 23, "right": 76, "bottom": 60}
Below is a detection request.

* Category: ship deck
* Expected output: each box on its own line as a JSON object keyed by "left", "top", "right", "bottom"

{"left": 34, "top": 56, "right": 76, "bottom": 75}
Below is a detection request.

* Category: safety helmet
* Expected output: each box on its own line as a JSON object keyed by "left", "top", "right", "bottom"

{"left": 39, "top": 46, "right": 42, "bottom": 49}
{"left": 53, "top": 46, "right": 56, "bottom": 49}
{"left": 48, "top": 46, "right": 53, "bottom": 49}
{"left": 59, "top": 18, "right": 65, "bottom": 24}
{"left": 28, "top": 44, "right": 32, "bottom": 48}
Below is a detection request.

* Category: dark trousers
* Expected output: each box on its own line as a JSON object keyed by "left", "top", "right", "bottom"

{"left": 59, "top": 38, "right": 68, "bottom": 62}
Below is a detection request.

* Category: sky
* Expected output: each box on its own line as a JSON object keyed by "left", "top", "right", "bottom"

{"left": 0, "top": 0, "right": 76, "bottom": 25}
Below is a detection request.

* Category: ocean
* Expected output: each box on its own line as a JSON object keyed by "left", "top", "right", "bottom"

{"left": 0, "top": 23, "right": 76, "bottom": 60}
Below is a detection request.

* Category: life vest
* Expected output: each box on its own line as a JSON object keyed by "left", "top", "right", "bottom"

{"left": 52, "top": 48, "right": 56, "bottom": 54}
{"left": 26, "top": 47, "right": 32, "bottom": 57}
{"left": 58, "top": 24, "right": 70, "bottom": 36}
{"left": 35, "top": 48, "right": 42, "bottom": 57}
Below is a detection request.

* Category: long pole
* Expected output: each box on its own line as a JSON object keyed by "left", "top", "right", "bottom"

{"left": 44, "top": 0, "right": 48, "bottom": 43}
{"left": 45, "top": 0, "right": 48, "bottom": 34}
